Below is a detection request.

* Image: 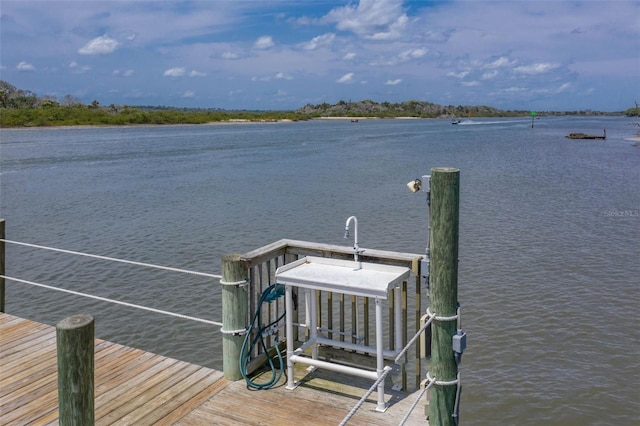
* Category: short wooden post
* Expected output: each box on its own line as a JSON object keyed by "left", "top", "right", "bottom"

{"left": 429, "top": 167, "right": 460, "bottom": 426}
{"left": 56, "top": 314, "right": 95, "bottom": 426}
{"left": 0, "top": 219, "right": 5, "bottom": 313}
{"left": 221, "top": 254, "right": 248, "bottom": 381}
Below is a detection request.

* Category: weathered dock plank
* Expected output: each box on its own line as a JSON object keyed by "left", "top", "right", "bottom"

{"left": 0, "top": 313, "right": 427, "bottom": 425}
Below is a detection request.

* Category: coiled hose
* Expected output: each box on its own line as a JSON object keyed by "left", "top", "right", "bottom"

{"left": 239, "top": 283, "right": 287, "bottom": 390}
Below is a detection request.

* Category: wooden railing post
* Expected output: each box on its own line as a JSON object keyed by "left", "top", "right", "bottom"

{"left": 429, "top": 167, "right": 460, "bottom": 426}
{"left": 221, "top": 254, "right": 248, "bottom": 380}
{"left": 56, "top": 314, "right": 95, "bottom": 426}
{"left": 0, "top": 219, "right": 5, "bottom": 313}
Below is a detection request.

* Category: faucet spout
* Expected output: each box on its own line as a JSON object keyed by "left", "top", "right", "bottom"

{"left": 344, "top": 215, "right": 360, "bottom": 261}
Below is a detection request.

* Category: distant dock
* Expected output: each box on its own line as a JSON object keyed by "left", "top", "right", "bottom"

{"left": 0, "top": 313, "right": 427, "bottom": 425}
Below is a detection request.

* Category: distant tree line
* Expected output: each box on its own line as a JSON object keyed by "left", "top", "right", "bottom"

{"left": 0, "top": 81, "right": 312, "bottom": 127}
{"left": 0, "top": 80, "right": 635, "bottom": 128}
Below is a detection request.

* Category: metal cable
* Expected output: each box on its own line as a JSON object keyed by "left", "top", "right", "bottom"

{"left": 0, "top": 239, "right": 222, "bottom": 279}
{"left": 398, "top": 376, "right": 436, "bottom": 426}
{"left": 394, "top": 311, "right": 435, "bottom": 363}
{"left": 1, "top": 275, "right": 223, "bottom": 326}
{"left": 338, "top": 366, "right": 392, "bottom": 426}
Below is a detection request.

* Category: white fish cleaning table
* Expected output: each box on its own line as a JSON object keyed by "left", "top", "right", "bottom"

{"left": 275, "top": 256, "right": 411, "bottom": 412}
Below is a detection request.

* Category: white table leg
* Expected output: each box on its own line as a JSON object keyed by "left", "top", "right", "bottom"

{"left": 285, "top": 285, "right": 296, "bottom": 389}
{"left": 375, "top": 298, "right": 388, "bottom": 412}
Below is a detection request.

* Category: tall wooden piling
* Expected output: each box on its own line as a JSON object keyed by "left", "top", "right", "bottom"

{"left": 0, "top": 219, "right": 5, "bottom": 313}
{"left": 221, "top": 254, "right": 248, "bottom": 381}
{"left": 56, "top": 314, "right": 95, "bottom": 426}
{"left": 429, "top": 167, "right": 460, "bottom": 426}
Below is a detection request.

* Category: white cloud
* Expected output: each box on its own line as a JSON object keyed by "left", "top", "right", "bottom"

{"left": 447, "top": 71, "right": 469, "bottom": 79}
{"left": 113, "top": 69, "right": 134, "bottom": 77}
{"left": 78, "top": 35, "right": 119, "bottom": 55}
{"left": 164, "top": 67, "right": 186, "bottom": 77}
{"left": 17, "top": 61, "right": 35, "bottom": 71}
{"left": 462, "top": 81, "right": 480, "bottom": 87}
{"left": 482, "top": 70, "right": 498, "bottom": 80}
{"left": 398, "top": 48, "right": 427, "bottom": 61}
{"left": 69, "top": 61, "right": 90, "bottom": 74}
{"left": 514, "top": 63, "right": 559, "bottom": 75}
{"left": 222, "top": 51, "right": 239, "bottom": 60}
{"left": 343, "top": 52, "right": 356, "bottom": 61}
{"left": 181, "top": 91, "right": 196, "bottom": 98}
{"left": 502, "top": 86, "right": 527, "bottom": 93}
{"left": 254, "top": 36, "right": 274, "bottom": 49}
{"left": 386, "top": 79, "right": 402, "bottom": 85}
{"left": 337, "top": 72, "right": 354, "bottom": 83}
{"left": 323, "top": 0, "right": 408, "bottom": 40}
{"left": 486, "top": 57, "right": 515, "bottom": 69}
{"left": 253, "top": 72, "right": 293, "bottom": 82}
{"left": 189, "top": 70, "right": 206, "bottom": 77}
{"left": 302, "top": 33, "right": 336, "bottom": 50}
{"left": 274, "top": 72, "right": 293, "bottom": 80}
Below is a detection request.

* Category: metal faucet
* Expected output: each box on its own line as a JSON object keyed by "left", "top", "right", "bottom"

{"left": 344, "top": 215, "right": 362, "bottom": 262}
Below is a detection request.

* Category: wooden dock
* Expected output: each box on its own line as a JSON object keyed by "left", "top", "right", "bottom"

{"left": 0, "top": 313, "right": 428, "bottom": 425}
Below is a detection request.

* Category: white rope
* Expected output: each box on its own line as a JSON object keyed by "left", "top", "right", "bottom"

{"left": 219, "top": 279, "right": 248, "bottom": 287}
{"left": 219, "top": 327, "right": 247, "bottom": 336}
{"left": 338, "top": 366, "right": 392, "bottom": 426}
{"left": 0, "top": 239, "right": 222, "bottom": 279}
{"left": 426, "top": 307, "right": 458, "bottom": 322}
{"left": 426, "top": 371, "right": 458, "bottom": 386}
{"left": 394, "top": 311, "right": 435, "bottom": 363}
{"left": 1, "top": 275, "right": 223, "bottom": 327}
{"left": 398, "top": 376, "right": 436, "bottom": 426}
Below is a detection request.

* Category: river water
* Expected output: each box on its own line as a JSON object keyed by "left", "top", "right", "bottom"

{"left": 1, "top": 117, "right": 638, "bottom": 425}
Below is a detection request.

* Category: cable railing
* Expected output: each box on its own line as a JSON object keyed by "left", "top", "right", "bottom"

{"left": 0, "top": 238, "right": 224, "bottom": 326}
{"left": 1, "top": 238, "right": 222, "bottom": 279}
{"left": 0, "top": 275, "right": 223, "bottom": 327}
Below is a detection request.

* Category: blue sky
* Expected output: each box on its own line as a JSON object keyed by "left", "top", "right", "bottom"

{"left": 1, "top": 0, "right": 638, "bottom": 111}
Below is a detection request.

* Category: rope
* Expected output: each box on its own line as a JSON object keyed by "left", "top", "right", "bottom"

{"left": 398, "top": 376, "right": 436, "bottom": 426}
{"left": 1, "top": 275, "right": 223, "bottom": 327}
{"left": 394, "top": 311, "right": 435, "bottom": 363}
{"left": 426, "top": 307, "right": 458, "bottom": 322}
{"left": 220, "top": 327, "right": 247, "bottom": 336}
{"left": 0, "top": 239, "right": 221, "bottom": 279}
{"left": 338, "top": 366, "right": 392, "bottom": 426}
{"left": 426, "top": 371, "right": 458, "bottom": 386}
{"left": 219, "top": 279, "right": 248, "bottom": 287}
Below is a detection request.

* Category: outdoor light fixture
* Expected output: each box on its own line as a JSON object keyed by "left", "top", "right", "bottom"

{"left": 406, "top": 178, "right": 422, "bottom": 193}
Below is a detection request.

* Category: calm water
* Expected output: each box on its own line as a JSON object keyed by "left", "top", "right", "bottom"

{"left": 1, "top": 117, "right": 639, "bottom": 424}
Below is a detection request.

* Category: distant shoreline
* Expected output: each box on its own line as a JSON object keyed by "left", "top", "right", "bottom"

{"left": 0, "top": 116, "right": 428, "bottom": 129}
{"left": 315, "top": 116, "right": 422, "bottom": 120}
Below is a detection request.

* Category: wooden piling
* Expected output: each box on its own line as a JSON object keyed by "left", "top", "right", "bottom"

{"left": 56, "top": 314, "right": 95, "bottom": 426}
{"left": 429, "top": 167, "right": 460, "bottom": 426}
{"left": 0, "top": 219, "right": 5, "bottom": 313}
{"left": 221, "top": 254, "right": 248, "bottom": 381}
